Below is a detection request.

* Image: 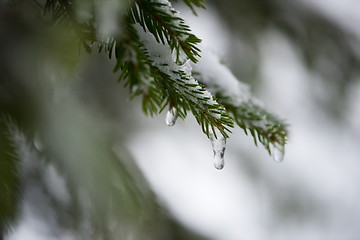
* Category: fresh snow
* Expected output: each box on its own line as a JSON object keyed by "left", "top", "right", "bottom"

{"left": 135, "top": 24, "right": 223, "bottom": 120}
{"left": 192, "top": 49, "right": 252, "bottom": 106}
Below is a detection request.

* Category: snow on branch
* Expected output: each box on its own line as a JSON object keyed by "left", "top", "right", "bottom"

{"left": 192, "top": 50, "right": 288, "bottom": 156}
{"left": 112, "top": 21, "right": 164, "bottom": 116}
{"left": 136, "top": 25, "right": 234, "bottom": 138}
{"left": 39, "top": 0, "right": 288, "bottom": 161}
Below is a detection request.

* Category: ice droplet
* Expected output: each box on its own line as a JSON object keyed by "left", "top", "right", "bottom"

{"left": 165, "top": 107, "right": 178, "bottom": 126}
{"left": 210, "top": 134, "right": 226, "bottom": 170}
{"left": 272, "top": 144, "right": 285, "bottom": 163}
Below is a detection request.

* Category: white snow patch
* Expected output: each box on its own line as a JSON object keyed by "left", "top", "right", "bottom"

{"left": 192, "top": 49, "right": 251, "bottom": 105}
{"left": 136, "top": 24, "right": 223, "bottom": 119}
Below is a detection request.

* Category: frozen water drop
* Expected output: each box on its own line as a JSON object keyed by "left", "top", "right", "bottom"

{"left": 210, "top": 134, "right": 226, "bottom": 170}
{"left": 214, "top": 154, "right": 224, "bottom": 170}
{"left": 272, "top": 144, "right": 285, "bottom": 163}
{"left": 165, "top": 107, "right": 178, "bottom": 126}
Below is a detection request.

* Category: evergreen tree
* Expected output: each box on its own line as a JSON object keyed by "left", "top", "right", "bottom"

{"left": 1, "top": 0, "right": 291, "bottom": 238}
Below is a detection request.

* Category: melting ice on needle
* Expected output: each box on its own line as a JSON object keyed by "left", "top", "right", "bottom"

{"left": 210, "top": 133, "right": 226, "bottom": 170}
{"left": 165, "top": 107, "right": 178, "bottom": 126}
{"left": 271, "top": 144, "right": 285, "bottom": 163}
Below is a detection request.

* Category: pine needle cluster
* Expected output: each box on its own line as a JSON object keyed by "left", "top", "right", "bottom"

{"left": 31, "top": 0, "right": 288, "bottom": 155}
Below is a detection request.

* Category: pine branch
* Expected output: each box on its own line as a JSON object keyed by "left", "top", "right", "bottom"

{"left": 110, "top": 17, "right": 233, "bottom": 138}
{"left": 149, "top": 65, "right": 234, "bottom": 138}
{"left": 131, "top": 0, "right": 201, "bottom": 63}
{"left": 136, "top": 24, "right": 234, "bottom": 138}
{"left": 199, "top": 83, "right": 288, "bottom": 155}
{"left": 192, "top": 51, "right": 288, "bottom": 156}
{"left": 224, "top": 100, "right": 287, "bottom": 154}
{"left": 35, "top": 0, "right": 288, "bottom": 153}
{"left": 112, "top": 20, "right": 165, "bottom": 116}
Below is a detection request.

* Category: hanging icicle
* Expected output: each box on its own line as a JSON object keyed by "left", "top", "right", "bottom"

{"left": 271, "top": 144, "right": 285, "bottom": 163}
{"left": 210, "top": 133, "right": 226, "bottom": 170}
{"left": 165, "top": 107, "right": 178, "bottom": 126}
